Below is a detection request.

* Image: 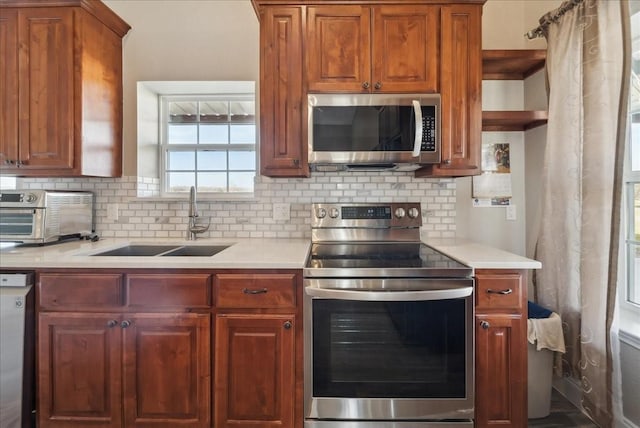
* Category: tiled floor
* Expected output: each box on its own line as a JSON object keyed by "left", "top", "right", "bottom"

{"left": 528, "top": 389, "right": 599, "bottom": 427}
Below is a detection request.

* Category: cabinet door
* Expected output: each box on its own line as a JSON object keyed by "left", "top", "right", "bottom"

{"left": 475, "top": 314, "right": 527, "bottom": 427}
{"left": 372, "top": 5, "right": 438, "bottom": 93}
{"left": 122, "top": 313, "right": 211, "bottom": 428}
{"left": 306, "top": 5, "right": 371, "bottom": 92}
{"left": 0, "top": 9, "right": 19, "bottom": 166}
{"left": 418, "top": 4, "right": 482, "bottom": 178}
{"left": 259, "top": 6, "right": 307, "bottom": 177}
{"left": 214, "top": 314, "right": 295, "bottom": 428}
{"left": 15, "top": 8, "right": 75, "bottom": 171}
{"left": 38, "top": 313, "right": 122, "bottom": 428}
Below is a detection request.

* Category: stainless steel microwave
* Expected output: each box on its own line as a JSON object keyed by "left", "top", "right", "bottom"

{"left": 308, "top": 93, "right": 440, "bottom": 171}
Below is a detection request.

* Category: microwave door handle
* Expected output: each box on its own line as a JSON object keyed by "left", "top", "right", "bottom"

{"left": 412, "top": 100, "right": 423, "bottom": 157}
{"left": 305, "top": 286, "right": 473, "bottom": 301}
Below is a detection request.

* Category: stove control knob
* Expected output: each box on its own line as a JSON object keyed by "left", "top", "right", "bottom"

{"left": 316, "top": 208, "right": 327, "bottom": 219}
{"left": 394, "top": 207, "right": 406, "bottom": 219}
{"left": 24, "top": 193, "right": 37, "bottom": 203}
{"left": 408, "top": 207, "right": 420, "bottom": 219}
{"left": 329, "top": 208, "right": 339, "bottom": 218}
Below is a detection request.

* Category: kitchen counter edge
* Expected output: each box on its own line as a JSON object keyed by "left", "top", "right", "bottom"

{"left": 425, "top": 238, "right": 542, "bottom": 270}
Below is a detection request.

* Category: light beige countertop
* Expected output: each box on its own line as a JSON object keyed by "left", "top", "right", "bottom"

{"left": 425, "top": 238, "right": 542, "bottom": 270}
{"left": 0, "top": 237, "right": 540, "bottom": 271}
{"left": 0, "top": 238, "right": 311, "bottom": 270}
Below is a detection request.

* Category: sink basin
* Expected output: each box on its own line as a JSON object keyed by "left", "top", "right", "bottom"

{"left": 160, "top": 245, "right": 230, "bottom": 257}
{"left": 90, "top": 244, "right": 231, "bottom": 257}
{"left": 91, "top": 245, "right": 180, "bottom": 257}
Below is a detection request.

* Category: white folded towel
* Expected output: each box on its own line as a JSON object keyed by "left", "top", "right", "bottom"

{"left": 527, "top": 312, "right": 566, "bottom": 353}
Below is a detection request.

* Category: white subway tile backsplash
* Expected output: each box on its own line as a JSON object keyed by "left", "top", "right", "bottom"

{"left": 19, "top": 172, "right": 456, "bottom": 239}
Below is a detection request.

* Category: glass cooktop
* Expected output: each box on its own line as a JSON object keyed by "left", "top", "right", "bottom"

{"left": 304, "top": 243, "right": 472, "bottom": 278}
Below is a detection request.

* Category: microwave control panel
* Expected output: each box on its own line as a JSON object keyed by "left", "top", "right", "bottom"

{"left": 421, "top": 106, "right": 437, "bottom": 152}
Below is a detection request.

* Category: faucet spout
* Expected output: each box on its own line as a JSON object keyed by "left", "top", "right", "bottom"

{"left": 187, "top": 186, "right": 209, "bottom": 240}
{"left": 189, "top": 185, "right": 198, "bottom": 218}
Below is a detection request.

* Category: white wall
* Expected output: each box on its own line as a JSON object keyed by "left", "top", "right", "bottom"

{"left": 103, "top": 0, "right": 260, "bottom": 176}
{"left": 455, "top": 0, "right": 560, "bottom": 255}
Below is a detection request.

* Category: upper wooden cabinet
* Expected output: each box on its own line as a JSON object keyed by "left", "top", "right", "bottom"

{"left": 0, "top": 1, "right": 130, "bottom": 177}
{"left": 415, "top": 3, "right": 482, "bottom": 177}
{"left": 306, "top": 5, "right": 439, "bottom": 93}
{"left": 253, "top": 0, "right": 485, "bottom": 178}
{"left": 258, "top": 6, "right": 308, "bottom": 177}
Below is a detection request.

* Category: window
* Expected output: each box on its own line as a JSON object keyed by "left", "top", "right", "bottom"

{"left": 625, "top": 9, "right": 640, "bottom": 307}
{"left": 160, "top": 94, "right": 256, "bottom": 196}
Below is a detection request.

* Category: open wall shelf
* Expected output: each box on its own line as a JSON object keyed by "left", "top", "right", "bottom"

{"left": 482, "top": 49, "right": 548, "bottom": 131}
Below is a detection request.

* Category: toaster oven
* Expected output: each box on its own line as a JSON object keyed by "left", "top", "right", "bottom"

{"left": 0, "top": 190, "right": 94, "bottom": 244}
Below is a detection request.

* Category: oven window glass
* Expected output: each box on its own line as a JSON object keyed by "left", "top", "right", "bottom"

{"left": 312, "top": 299, "right": 467, "bottom": 398}
{"left": 312, "top": 105, "right": 435, "bottom": 152}
{"left": 0, "top": 213, "right": 34, "bottom": 235}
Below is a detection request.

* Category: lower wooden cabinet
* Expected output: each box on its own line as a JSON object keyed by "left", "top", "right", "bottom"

{"left": 36, "top": 269, "right": 302, "bottom": 428}
{"left": 474, "top": 269, "right": 527, "bottom": 428}
{"left": 38, "top": 313, "right": 123, "bottom": 428}
{"left": 38, "top": 312, "right": 211, "bottom": 428}
{"left": 214, "top": 314, "right": 296, "bottom": 428}
{"left": 475, "top": 313, "right": 526, "bottom": 426}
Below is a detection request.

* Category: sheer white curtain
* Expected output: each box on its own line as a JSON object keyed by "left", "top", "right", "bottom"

{"left": 534, "top": 1, "right": 629, "bottom": 426}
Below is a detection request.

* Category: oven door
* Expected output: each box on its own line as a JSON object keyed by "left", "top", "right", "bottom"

{"left": 304, "top": 279, "right": 474, "bottom": 425}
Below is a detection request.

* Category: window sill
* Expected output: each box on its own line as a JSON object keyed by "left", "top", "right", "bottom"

{"left": 618, "top": 301, "right": 640, "bottom": 340}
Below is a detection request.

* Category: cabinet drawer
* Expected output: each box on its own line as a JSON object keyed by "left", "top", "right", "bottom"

{"left": 475, "top": 271, "right": 524, "bottom": 311}
{"left": 39, "top": 273, "right": 123, "bottom": 308}
{"left": 126, "top": 274, "right": 211, "bottom": 308}
{"left": 215, "top": 274, "right": 296, "bottom": 309}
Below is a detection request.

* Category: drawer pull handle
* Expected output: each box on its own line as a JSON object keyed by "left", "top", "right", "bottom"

{"left": 480, "top": 320, "right": 490, "bottom": 329}
{"left": 486, "top": 288, "right": 513, "bottom": 295}
{"left": 243, "top": 288, "right": 268, "bottom": 295}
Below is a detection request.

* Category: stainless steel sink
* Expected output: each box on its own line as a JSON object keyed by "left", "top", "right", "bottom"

{"left": 91, "top": 245, "right": 180, "bottom": 256}
{"left": 160, "top": 245, "right": 230, "bottom": 257}
{"left": 90, "top": 244, "right": 231, "bottom": 257}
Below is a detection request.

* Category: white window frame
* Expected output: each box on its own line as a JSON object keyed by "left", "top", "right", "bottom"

{"left": 159, "top": 94, "right": 256, "bottom": 199}
{"left": 624, "top": 113, "right": 640, "bottom": 310}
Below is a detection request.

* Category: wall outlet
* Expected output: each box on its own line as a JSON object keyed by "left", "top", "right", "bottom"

{"left": 107, "top": 203, "right": 119, "bottom": 222}
{"left": 506, "top": 205, "right": 516, "bottom": 221}
{"left": 273, "top": 203, "right": 290, "bottom": 221}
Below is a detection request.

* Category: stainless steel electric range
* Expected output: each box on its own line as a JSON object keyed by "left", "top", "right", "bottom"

{"left": 304, "top": 202, "right": 474, "bottom": 428}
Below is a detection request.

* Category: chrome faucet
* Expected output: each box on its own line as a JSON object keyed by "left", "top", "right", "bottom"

{"left": 187, "top": 186, "right": 210, "bottom": 240}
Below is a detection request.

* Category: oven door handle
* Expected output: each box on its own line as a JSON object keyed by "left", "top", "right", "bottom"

{"left": 305, "top": 285, "right": 473, "bottom": 301}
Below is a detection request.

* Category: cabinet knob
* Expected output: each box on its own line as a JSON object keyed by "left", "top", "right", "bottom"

{"left": 293, "top": 159, "right": 300, "bottom": 167}
{"left": 480, "top": 320, "right": 490, "bottom": 330}
{"left": 362, "top": 81, "right": 370, "bottom": 89}
{"left": 4, "top": 159, "right": 14, "bottom": 165}
{"left": 243, "top": 288, "right": 268, "bottom": 295}
{"left": 443, "top": 159, "right": 452, "bottom": 165}
{"left": 121, "top": 320, "right": 132, "bottom": 328}
{"left": 283, "top": 321, "right": 292, "bottom": 330}
{"left": 374, "top": 82, "right": 382, "bottom": 90}
{"left": 15, "top": 160, "right": 24, "bottom": 166}
{"left": 106, "top": 320, "right": 118, "bottom": 328}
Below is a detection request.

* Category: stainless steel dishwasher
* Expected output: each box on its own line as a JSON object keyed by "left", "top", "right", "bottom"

{"left": 0, "top": 272, "right": 35, "bottom": 428}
